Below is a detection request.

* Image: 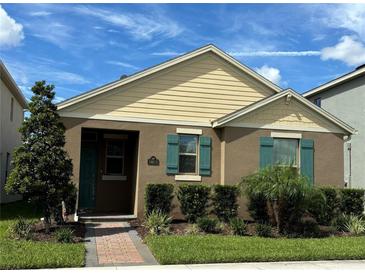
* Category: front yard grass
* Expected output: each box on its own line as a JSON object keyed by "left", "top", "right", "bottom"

{"left": 146, "top": 235, "right": 365, "bottom": 265}
{"left": 0, "top": 201, "right": 85, "bottom": 269}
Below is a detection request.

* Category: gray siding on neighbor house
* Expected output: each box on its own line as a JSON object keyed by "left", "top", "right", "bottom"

{"left": 307, "top": 76, "right": 365, "bottom": 189}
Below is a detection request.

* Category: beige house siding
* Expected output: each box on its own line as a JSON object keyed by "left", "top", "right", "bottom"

{"left": 226, "top": 97, "right": 344, "bottom": 133}
{"left": 61, "top": 117, "right": 222, "bottom": 218}
{"left": 60, "top": 53, "right": 275, "bottom": 125}
{"left": 0, "top": 80, "right": 24, "bottom": 203}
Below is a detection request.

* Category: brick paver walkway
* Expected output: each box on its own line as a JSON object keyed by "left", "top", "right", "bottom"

{"left": 85, "top": 222, "right": 157, "bottom": 267}
{"left": 95, "top": 223, "right": 144, "bottom": 265}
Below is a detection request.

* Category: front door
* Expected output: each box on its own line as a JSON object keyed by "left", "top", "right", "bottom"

{"left": 79, "top": 143, "right": 97, "bottom": 209}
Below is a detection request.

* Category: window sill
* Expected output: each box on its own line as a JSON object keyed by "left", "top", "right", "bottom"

{"left": 102, "top": 175, "right": 127, "bottom": 181}
{"left": 174, "top": 175, "right": 201, "bottom": 182}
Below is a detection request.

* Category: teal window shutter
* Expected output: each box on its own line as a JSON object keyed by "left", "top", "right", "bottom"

{"left": 166, "top": 134, "right": 179, "bottom": 174}
{"left": 300, "top": 139, "right": 314, "bottom": 185}
{"left": 259, "top": 137, "right": 274, "bottom": 168}
{"left": 199, "top": 136, "right": 211, "bottom": 176}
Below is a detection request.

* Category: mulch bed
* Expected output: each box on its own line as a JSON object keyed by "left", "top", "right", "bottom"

{"left": 31, "top": 221, "right": 85, "bottom": 243}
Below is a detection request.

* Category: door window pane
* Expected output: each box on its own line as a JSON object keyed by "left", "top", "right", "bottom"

{"left": 106, "top": 158, "right": 124, "bottom": 175}
{"left": 105, "top": 140, "right": 124, "bottom": 175}
{"left": 273, "top": 138, "right": 298, "bottom": 166}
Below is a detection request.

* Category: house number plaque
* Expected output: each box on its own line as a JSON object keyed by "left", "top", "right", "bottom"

{"left": 148, "top": 156, "right": 160, "bottom": 166}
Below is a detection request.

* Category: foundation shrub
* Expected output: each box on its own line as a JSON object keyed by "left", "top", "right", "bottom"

{"left": 177, "top": 184, "right": 210, "bottom": 223}
{"left": 196, "top": 217, "right": 219, "bottom": 233}
{"left": 247, "top": 193, "right": 270, "bottom": 224}
{"left": 340, "top": 189, "right": 365, "bottom": 216}
{"left": 229, "top": 217, "right": 247, "bottom": 236}
{"left": 145, "top": 183, "right": 174, "bottom": 216}
{"left": 212, "top": 185, "right": 239, "bottom": 222}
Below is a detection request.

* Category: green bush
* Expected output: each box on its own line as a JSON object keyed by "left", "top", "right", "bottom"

{"left": 340, "top": 189, "right": 365, "bottom": 216}
{"left": 196, "top": 217, "right": 219, "bottom": 233}
{"left": 344, "top": 215, "right": 365, "bottom": 235}
{"left": 145, "top": 184, "right": 174, "bottom": 216}
{"left": 55, "top": 227, "right": 74, "bottom": 243}
{"left": 212, "top": 185, "right": 239, "bottom": 222}
{"left": 229, "top": 218, "right": 247, "bottom": 236}
{"left": 332, "top": 213, "right": 350, "bottom": 232}
{"left": 297, "top": 217, "right": 320, "bottom": 238}
{"left": 312, "top": 187, "right": 341, "bottom": 225}
{"left": 185, "top": 224, "right": 200, "bottom": 235}
{"left": 177, "top": 184, "right": 210, "bottom": 223}
{"left": 144, "top": 210, "right": 172, "bottom": 235}
{"left": 255, "top": 223, "right": 272, "bottom": 237}
{"left": 8, "top": 217, "right": 34, "bottom": 240}
{"left": 247, "top": 193, "right": 269, "bottom": 224}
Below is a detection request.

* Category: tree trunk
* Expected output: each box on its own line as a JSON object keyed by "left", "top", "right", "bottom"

{"left": 44, "top": 207, "right": 51, "bottom": 234}
{"left": 272, "top": 200, "right": 280, "bottom": 232}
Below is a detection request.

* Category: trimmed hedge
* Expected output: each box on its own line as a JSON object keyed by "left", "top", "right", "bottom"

{"left": 313, "top": 187, "right": 341, "bottom": 225}
{"left": 177, "top": 184, "right": 210, "bottom": 223}
{"left": 212, "top": 185, "right": 239, "bottom": 222}
{"left": 247, "top": 193, "right": 269, "bottom": 224}
{"left": 340, "top": 189, "right": 365, "bottom": 216}
{"left": 145, "top": 183, "right": 174, "bottom": 216}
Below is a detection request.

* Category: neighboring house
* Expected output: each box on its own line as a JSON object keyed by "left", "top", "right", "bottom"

{"left": 57, "top": 45, "right": 355, "bottom": 218}
{"left": 303, "top": 65, "right": 365, "bottom": 189}
{"left": 0, "top": 61, "right": 27, "bottom": 203}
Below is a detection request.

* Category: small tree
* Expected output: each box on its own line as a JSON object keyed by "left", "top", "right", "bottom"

{"left": 240, "top": 166, "right": 324, "bottom": 233}
{"left": 5, "top": 81, "right": 73, "bottom": 233}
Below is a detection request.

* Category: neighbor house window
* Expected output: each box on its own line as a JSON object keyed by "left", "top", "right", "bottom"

{"left": 314, "top": 97, "right": 321, "bottom": 107}
{"left": 10, "top": 98, "right": 14, "bottom": 121}
{"left": 105, "top": 140, "right": 125, "bottom": 176}
{"left": 273, "top": 138, "right": 299, "bottom": 167}
{"left": 178, "top": 134, "right": 198, "bottom": 174}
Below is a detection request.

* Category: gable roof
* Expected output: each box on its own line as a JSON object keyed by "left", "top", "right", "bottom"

{"left": 0, "top": 60, "right": 27, "bottom": 108}
{"left": 57, "top": 44, "right": 282, "bottom": 110}
{"left": 303, "top": 65, "right": 365, "bottom": 98}
{"left": 212, "top": 89, "right": 356, "bottom": 134}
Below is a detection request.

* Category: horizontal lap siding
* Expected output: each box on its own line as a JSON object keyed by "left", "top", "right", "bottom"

{"left": 70, "top": 53, "right": 274, "bottom": 123}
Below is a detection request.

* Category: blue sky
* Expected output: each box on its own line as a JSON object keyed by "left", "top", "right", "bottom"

{"left": 1, "top": 3, "right": 365, "bottom": 102}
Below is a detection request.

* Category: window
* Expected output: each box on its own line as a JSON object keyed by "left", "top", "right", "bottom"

{"left": 178, "top": 135, "right": 198, "bottom": 174}
{"left": 314, "top": 97, "right": 321, "bottom": 107}
{"left": 273, "top": 138, "right": 299, "bottom": 167}
{"left": 10, "top": 98, "right": 14, "bottom": 121}
{"left": 104, "top": 140, "right": 125, "bottom": 176}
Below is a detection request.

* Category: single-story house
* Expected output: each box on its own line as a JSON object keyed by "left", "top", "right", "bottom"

{"left": 57, "top": 44, "right": 355, "bottom": 218}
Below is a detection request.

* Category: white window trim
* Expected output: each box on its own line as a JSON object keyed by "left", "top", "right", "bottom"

{"left": 176, "top": 128, "right": 202, "bottom": 135}
{"left": 175, "top": 175, "right": 202, "bottom": 182}
{"left": 271, "top": 132, "right": 302, "bottom": 139}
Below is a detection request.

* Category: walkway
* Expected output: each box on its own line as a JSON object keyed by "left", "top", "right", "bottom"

{"left": 84, "top": 221, "right": 157, "bottom": 267}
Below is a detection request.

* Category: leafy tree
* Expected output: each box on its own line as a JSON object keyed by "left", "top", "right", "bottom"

{"left": 5, "top": 81, "right": 73, "bottom": 233}
{"left": 240, "top": 166, "right": 324, "bottom": 233}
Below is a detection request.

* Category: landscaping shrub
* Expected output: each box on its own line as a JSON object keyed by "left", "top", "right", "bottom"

{"left": 340, "top": 189, "right": 365, "bottom": 216}
{"left": 344, "top": 215, "right": 365, "bottom": 235}
{"left": 55, "top": 227, "right": 74, "bottom": 243}
{"left": 185, "top": 224, "right": 200, "bottom": 235}
{"left": 332, "top": 213, "right": 350, "bottom": 232}
{"left": 144, "top": 210, "right": 172, "bottom": 235}
{"left": 211, "top": 185, "right": 239, "bottom": 222}
{"left": 177, "top": 184, "right": 210, "bottom": 223}
{"left": 247, "top": 193, "right": 269, "bottom": 224}
{"left": 8, "top": 217, "right": 34, "bottom": 240}
{"left": 196, "top": 217, "right": 219, "bottom": 233}
{"left": 255, "top": 223, "right": 272, "bottom": 237}
{"left": 145, "top": 183, "right": 174, "bottom": 216}
{"left": 297, "top": 216, "right": 320, "bottom": 238}
{"left": 312, "top": 187, "right": 341, "bottom": 225}
{"left": 229, "top": 218, "right": 247, "bottom": 236}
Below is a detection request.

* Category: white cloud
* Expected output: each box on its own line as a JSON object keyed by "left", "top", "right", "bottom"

{"left": 321, "top": 36, "right": 365, "bottom": 66}
{"left": 0, "top": 5, "right": 24, "bottom": 48}
{"left": 324, "top": 4, "right": 365, "bottom": 41}
{"left": 106, "top": 61, "right": 139, "bottom": 70}
{"left": 255, "top": 65, "right": 282, "bottom": 85}
{"left": 29, "top": 11, "right": 52, "bottom": 17}
{"left": 230, "top": 51, "right": 321, "bottom": 57}
{"left": 75, "top": 6, "right": 183, "bottom": 41}
{"left": 151, "top": 51, "right": 183, "bottom": 57}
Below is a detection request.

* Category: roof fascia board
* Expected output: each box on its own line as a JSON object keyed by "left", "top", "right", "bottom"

{"left": 303, "top": 67, "right": 365, "bottom": 98}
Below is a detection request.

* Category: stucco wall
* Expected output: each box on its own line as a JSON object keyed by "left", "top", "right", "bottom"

{"left": 61, "top": 117, "right": 222, "bottom": 218}
{"left": 307, "top": 76, "right": 365, "bottom": 189}
{"left": 0, "top": 80, "right": 23, "bottom": 203}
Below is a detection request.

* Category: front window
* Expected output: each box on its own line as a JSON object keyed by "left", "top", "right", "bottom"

{"left": 273, "top": 138, "right": 299, "bottom": 167}
{"left": 105, "top": 140, "right": 125, "bottom": 176}
{"left": 178, "top": 135, "right": 198, "bottom": 174}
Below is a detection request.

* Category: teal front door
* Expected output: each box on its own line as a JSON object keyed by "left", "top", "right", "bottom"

{"left": 79, "top": 144, "right": 97, "bottom": 209}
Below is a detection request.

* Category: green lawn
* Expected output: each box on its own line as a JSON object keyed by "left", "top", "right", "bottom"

{"left": 0, "top": 201, "right": 85, "bottom": 269}
{"left": 146, "top": 235, "right": 365, "bottom": 265}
